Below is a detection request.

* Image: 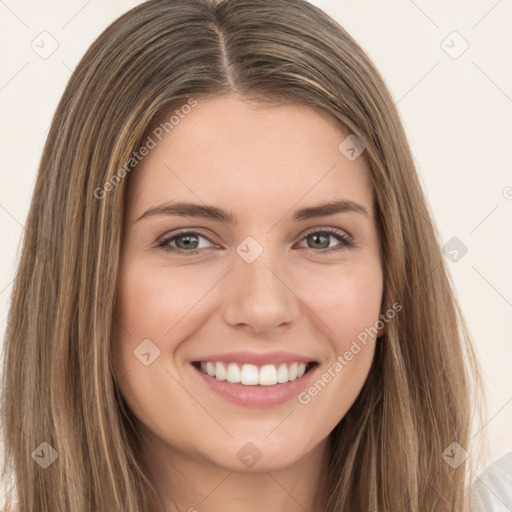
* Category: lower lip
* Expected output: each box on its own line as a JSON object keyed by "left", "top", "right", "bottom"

{"left": 193, "top": 364, "right": 317, "bottom": 408}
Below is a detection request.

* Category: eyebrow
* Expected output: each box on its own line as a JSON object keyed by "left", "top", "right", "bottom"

{"left": 135, "top": 199, "right": 369, "bottom": 224}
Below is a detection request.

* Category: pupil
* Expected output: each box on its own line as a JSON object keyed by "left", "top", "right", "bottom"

{"left": 310, "top": 233, "right": 328, "bottom": 249}
{"left": 178, "top": 234, "right": 198, "bottom": 249}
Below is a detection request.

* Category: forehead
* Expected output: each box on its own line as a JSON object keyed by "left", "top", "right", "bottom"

{"left": 125, "top": 95, "right": 374, "bottom": 220}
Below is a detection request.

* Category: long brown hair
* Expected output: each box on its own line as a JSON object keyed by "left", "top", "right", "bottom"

{"left": 1, "top": 0, "right": 487, "bottom": 510}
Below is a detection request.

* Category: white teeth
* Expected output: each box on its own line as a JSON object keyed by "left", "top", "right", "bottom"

{"left": 226, "top": 363, "right": 241, "bottom": 383}
{"left": 288, "top": 362, "right": 298, "bottom": 381}
{"left": 197, "top": 361, "right": 311, "bottom": 385}
{"left": 240, "top": 364, "right": 259, "bottom": 385}
{"left": 276, "top": 363, "right": 289, "bottom": 383}
{"left": 206, "top": 362, "right": 215, "bottom": 377}
{"left": 259, "top": 364, "right": 277, "bottom": 386}
{"left": 215, "top": 362, "right": 227, "bottom": 381}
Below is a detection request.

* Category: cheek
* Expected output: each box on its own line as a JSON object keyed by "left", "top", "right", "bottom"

{"left": 111, "top": 260, "right": 226, "bottom": 411}
{"left": 111, "top": 262, "right": 174, "bottom": 387}
{"left": 299, "top": 262, "right": 383, "bottom": 347}
{"left": 293, "top": 264, "right": 382, "bottom": 419}
{"left": 113, "top": 261, "right": 214, "bottom": 351}
{"left": 110, "top": 262, "right": 210, "bottom": 439}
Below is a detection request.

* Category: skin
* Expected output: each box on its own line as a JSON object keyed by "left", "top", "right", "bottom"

{"left": 111, "top": 94, "right": 384, "bottom": 512}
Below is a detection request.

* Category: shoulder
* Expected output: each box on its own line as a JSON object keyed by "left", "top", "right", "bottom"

{"left": 471, "top": 451, "right": 512, "bottom": 512}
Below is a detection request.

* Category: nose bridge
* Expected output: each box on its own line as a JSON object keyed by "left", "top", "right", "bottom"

{"left": 238, "top": 248, "right": 279, "bottom": 292}
{"left": 223, "top": 234, "right": 299, "bottom": 330}
{"left": 235, "top": 235, "right": 285, "bottom": 298}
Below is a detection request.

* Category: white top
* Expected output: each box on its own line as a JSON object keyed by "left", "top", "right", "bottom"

{"left": 471, "top": 452, "right": 512, "bottom": 512}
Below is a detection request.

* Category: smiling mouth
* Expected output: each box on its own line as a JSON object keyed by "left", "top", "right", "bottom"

{"left": 192, "top": 361, "right": 317, "bottom": 386}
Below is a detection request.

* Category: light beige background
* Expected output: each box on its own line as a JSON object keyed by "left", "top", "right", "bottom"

{"left": 1, "top": 0, "right": 511, "bottom": 477}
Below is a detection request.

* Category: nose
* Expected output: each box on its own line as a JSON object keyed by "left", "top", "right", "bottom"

{"left": 221, "top": 244, "right": 301, "bottom": 335}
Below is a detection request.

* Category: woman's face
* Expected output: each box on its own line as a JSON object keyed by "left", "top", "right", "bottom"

{"left": 112, "top": 94, "right": 383, "bottom": 473}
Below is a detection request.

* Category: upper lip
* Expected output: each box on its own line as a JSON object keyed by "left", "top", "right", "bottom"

{"left": 190, "top": 351, "right": 317, "bottom": 366}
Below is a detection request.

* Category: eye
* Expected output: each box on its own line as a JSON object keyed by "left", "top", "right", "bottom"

{"left": 157, "top": 230, "right": 215, "bottom": 255}
{"left": 296, "top": 228, "right": 354, "bottom": 253}
{"left": 156, "top": 228, "right": 355, "bottom": 255}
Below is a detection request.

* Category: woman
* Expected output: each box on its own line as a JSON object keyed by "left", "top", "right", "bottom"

{"left": 0, "top": 0, "right": 502, "bottom": 510}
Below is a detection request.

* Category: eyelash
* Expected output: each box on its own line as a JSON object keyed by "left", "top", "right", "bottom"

{"left": 156, "top": 228, "right": 355, "bottom": 256}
